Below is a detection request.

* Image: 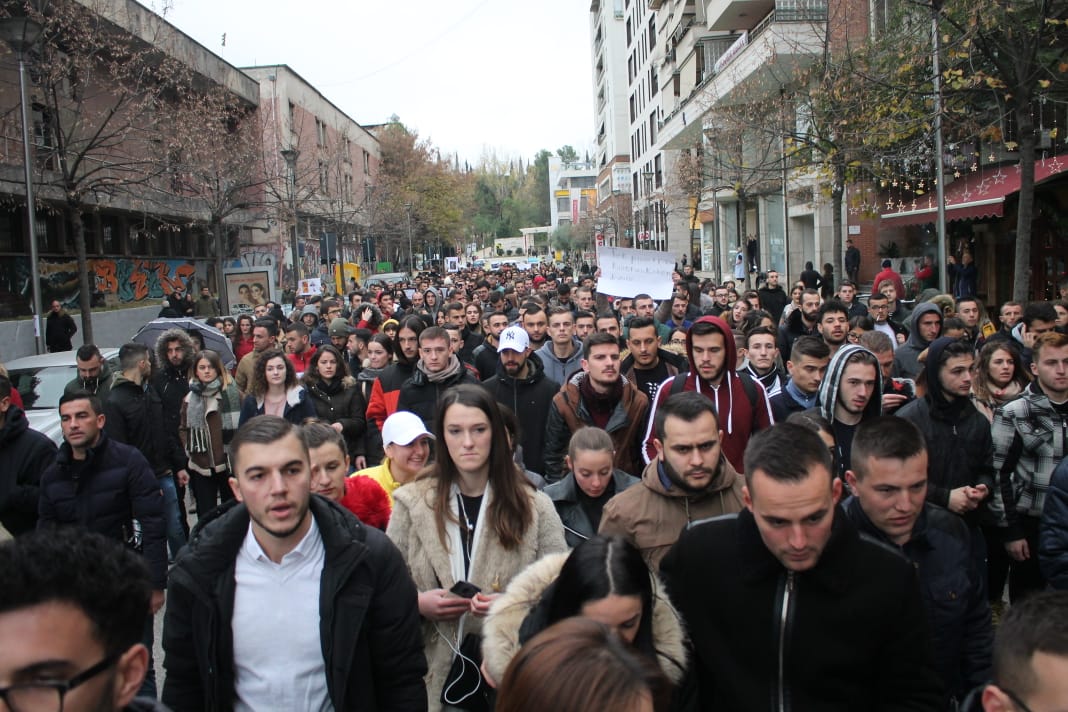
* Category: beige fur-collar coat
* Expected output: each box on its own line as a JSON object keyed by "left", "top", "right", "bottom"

{"left": 387, "top": 477, "right": 567, "bottom": 712}
{"left": 480, "top": 551, "right": 688, "bottom": 687}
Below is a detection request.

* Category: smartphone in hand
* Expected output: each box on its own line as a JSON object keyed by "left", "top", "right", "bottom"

{"left": 449, "top": 581, "right": 481, "bottom": 599}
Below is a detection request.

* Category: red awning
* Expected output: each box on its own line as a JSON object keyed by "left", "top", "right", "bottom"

{"left": 880, "top": 157, "right": 1068, "bottom": 227}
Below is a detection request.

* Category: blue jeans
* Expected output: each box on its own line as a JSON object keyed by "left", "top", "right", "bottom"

{"left": 159, "top": 474, "right": 187, "bottom": 561}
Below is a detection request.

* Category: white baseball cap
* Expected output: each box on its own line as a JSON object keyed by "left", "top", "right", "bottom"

{"left": 381, "top": 411, "right": 435, "bottom": 447}
{"left": 497, "top": 325, "right": 530, "bottom": 353}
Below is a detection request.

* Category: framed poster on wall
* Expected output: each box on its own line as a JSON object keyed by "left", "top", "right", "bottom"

{"left": 223, "top": 268, "right": 275, "bottom": 315}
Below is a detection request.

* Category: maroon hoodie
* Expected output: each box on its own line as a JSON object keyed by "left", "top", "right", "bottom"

{"left": 641, "top": 315, "right": 774, "bottom": 473}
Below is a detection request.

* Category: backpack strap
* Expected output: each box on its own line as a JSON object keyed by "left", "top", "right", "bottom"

{"left": 669, "top": 373, "right": 687, "bottom": 396}
{"left": 735, "top": 370, "right": 759, "bottom": 411}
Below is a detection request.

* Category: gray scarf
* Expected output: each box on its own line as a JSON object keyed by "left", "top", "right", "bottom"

{"left": 417, "top": 354, "right": 464, "bottom": 383}
{"left": 186, "top": 378, "right": 242, "bottom": 453}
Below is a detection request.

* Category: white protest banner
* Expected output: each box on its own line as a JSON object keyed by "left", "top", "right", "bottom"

{"left": 445, "top": 256, "right": 459, "bottom": 273}
{"left": 298, "top": 278, "right": 322, "bottom": 296}
{"left": 595, "top": 246, "right": 675, "bottom": 300}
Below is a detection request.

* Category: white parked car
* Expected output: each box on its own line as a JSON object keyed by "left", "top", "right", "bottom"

{"left": 5, "top": 349, "right": 121, "bottom": 445}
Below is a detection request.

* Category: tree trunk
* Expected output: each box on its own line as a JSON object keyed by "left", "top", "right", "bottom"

{"left": 68, "top": 204, "right": 94, "bottom": 345}
{"left": 738, "top": 199, "right": 749, "bottom": 289}
{"left": 213, "top": 220, "right": 229, "bottom": 314}
{"left": 1013, "top": 103, "right": 1036, "bottom": 303}
{"left": 831, "top": 161, "right": 844, "bottom": 287}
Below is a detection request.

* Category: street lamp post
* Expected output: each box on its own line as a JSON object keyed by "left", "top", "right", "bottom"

{"left": 404, "top": 202, "right": 414, "bottom": 275}
{"left": 281, "top": 148, "right": 300, "bottom": 286}
{"left": 0, "top": 16, "right": 45, "bottom": 354}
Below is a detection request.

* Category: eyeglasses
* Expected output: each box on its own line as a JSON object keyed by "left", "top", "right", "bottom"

{"left": 0, "top": 654, "right": 118, "bottom": 712}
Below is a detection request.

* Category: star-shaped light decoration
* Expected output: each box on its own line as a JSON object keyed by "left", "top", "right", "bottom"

{"left": 904, "top": 182, "right": 911, "bottom": 190}
{"left": 954, "top": 169, "right": 962, "bottom": 178}
{"left": 849, "top": 205, "right": 858, "bottom": 215}
{"left": 977, "top": 179, "right": 991, "bottom": 195}
{"left": 989, "top": 153, "right": 996, "bottom": 162}
{"left": 992, "top": 170, "right": 1008, "bottom": 184}
{"left": 927, "top": 197, "right": 934, "bottom": 209}
{"left": 911, "top": 200, "right": 917, "bottom": 210}
{"left": 919, "top": 180, "right": 925, "bottom": 189}
{"left": 898, "top": 200, "right": 906, "bottom": 210}
{"left": 886, "top": 199, "right": 895, "bottom": 210}
{"left": 1048, "top": 157, "right": 1064, "bottom": 173}
{"left": 971, "top": 162, "right": 978, "bottom": 172}
{"left": 960, "top": 188, "right": 973, "bottom": 201}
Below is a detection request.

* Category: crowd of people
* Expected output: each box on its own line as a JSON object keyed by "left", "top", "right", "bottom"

{"left": 1, "top": 258, "right": 1068, "bottom": 712}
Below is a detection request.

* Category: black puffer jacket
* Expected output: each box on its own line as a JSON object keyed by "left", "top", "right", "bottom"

{"left": 105, "top": 374, "right": 180, "bottom": 477}
{"left": 897, "top": 337, "right": 996, "bottom": 526}
{"left": 0, "top": 406, "right": 57, "bottom": 535}
{"left": 660, "top": 508, "right": 945, "bottom": 711}
{"left": 305, "top": 376, "right": 368, "bottom": 457}
{"left": 1039, "top": 457, "right": 1068, "bottom": 589}
{"left": 777, "top": 306, "right": 818, "bottom": 362}
{"left": 843, "top": 498, "right": 992, "bottom": 701}
{"left": 37, "top": 433, "right": 166, "bottom": 589}
{"left": 481, "top": 353, "right": 560, "bottom": 477}
{"left": 152, "top": 328, "right": 196, "bottom": 474}
{"left": 162, "top": 496, "right": 428, "bottom": 712}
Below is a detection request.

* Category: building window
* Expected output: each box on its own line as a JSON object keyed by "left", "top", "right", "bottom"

{"left": 318, "top": 160, "right": 329, "bottom": 195}
{"left": 557, "top": 196, "right": 570, "bottom": 214}
{"left": 0, "top": 210, "right": 18, "bottom": 253}
{"left": 316, "top": 118, "right": 327, "bottom": 147}
{"left": 288, "top": 102, "right": 296, "bottom": 133}
{"left": 363, "top": 149, "right": 371, "bottom": 175}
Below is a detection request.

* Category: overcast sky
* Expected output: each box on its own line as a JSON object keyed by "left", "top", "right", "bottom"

{"left": 162, "top": 0, "right": 596, "bottom": 164}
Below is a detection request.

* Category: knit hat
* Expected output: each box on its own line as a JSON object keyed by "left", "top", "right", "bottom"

{"left": 301, "top": 304, "right": 319, "bottom": 317}
{"left": 328, "top": 318, "right": 353, "bottom": 338}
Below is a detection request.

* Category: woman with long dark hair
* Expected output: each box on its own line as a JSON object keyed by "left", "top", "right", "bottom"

{"left": 971, "top": 340, "right": 1030, "bottom": 422}
{"left": 482, "top": 535, "right": 685, "bottom": 689}
{"left": 179, "top": 349, "right": 241, "bottom": 517}
{"left": 233, "top": 314, "right": 255, "bottom": 362}
{"left": 302, "top": 344, "right": 367, "bottom": 466}
{"left": 366, "top": 315, "right": 425, "bottom": 433}
{"left": 387, "top": 385, "right": 566, "bottom": 711}
{"left": 238, "top": 348, "right": 316, "bottom": 425}
{"left": 357, "top": 333, "right": 393, "bottom": 466}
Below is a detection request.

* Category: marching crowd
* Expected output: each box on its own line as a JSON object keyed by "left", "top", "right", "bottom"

{"left": 2, "top": 259, "right": 1068, "bottom": 712}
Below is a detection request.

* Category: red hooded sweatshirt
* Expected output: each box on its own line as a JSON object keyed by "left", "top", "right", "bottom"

{"left": 641, "top": 315, "right": 774, "bottom": 473}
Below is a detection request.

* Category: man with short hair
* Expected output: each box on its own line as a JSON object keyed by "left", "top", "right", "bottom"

{"left": 894, "top": 302, "right": 943, "bottom": 380}
{"left": 815, "top": 343, "right": 882, "bottom": 478}
{"left": 992, "top": 332, "right": 1068, "bottom": 601}
{"left": 312, "top": 299, "right": 342, "bottom": 346}
{"left": 162, "top": 416, "right": 427, "bottom": 711}
{"left": 396, "top": 326, "right": 479, "bottom": 433}
{"left": 874, "top": 258, "right": 907, "bottom": 303}
{"left": 45, "top": 300, "right": 78, "bottom": 353}
{"left": 482, "top": 325, "right": 560, "bottom": 477}
{"left": 868, "top": 290, "right": 907, "bottom": 348}
{"left": 194, "top": 285, "right": 221, "bottom": 317}
{"left": 151, "top": 329, "right": 196, "bottom": 536}
{"left": 879, "top": 279, "right": 911, "bottom": 325}
{"left": 740, "top": 326, "right": 785, "bottom": 397}
{"left": 235, "top": 318, "right": 279, "bottom": 395}
{"left": 661, "top": 423, "right": 943, "bottom": 711}
{"left": 328, "top": 317, "right": 354, "bottom": 353}
{"left": 599, "top": 392, "right": 744, "bottom": 568}
{"left": 757, "top": 269, "right": 790, "bottom": 322}
{"left": 595, "top": 311, "right": 624, "bottom": 348}
{"left": 709, "top": 286, "right": 731, "bottom": 317}
{"left": 0, "top": 375, "right": 56, "bottom": 536}
{"left": 64, "top": 344, "right": 115, "bottom": 401}
{"left": 769, "top": 336, "right": 830, "bottom": 421}
{"left": 817, "top": 299, "right": 851, "bottom": 356}
{"left": 472, "top": 311, "right": 510, "bottom": 380}
{"left": 621, "top": 316, "right": 684, "bottom": 402}
{"left": 630, "top": 293, "right": 672, "bottom": 342}
{"left": 0, "top": 529, "right": 164, "bottom": 712}
{"left": 843, "top": 416, "right": 992, "bottom": 702}
{"left": 536, "top": 306, "right": 584, "bottom": 386}
{"left": 284, "top": 322, "right": 316, "bottom": 375}
{"left": 575, "top": 286, "right": 596, "bottom": 314}
{"left": 961, "top": 590, "right": 1068, "bottom": 711}
{"left": 39, "top": 391, "right": 166, "bottom": 698}
{"left": 642, "top": 316, "right": 774, "bottom": 473}
{"left": 355, "top": 410, "right": 434, "bottom": 505}
{"left": 778, "top": 288, "right": 821, "bottom": 361}
{"left": 955, "top": 297, "right": 983, "bottom": 341}
{"left": 836, "top": 281, "right": 868, "bottom": 319}
{"left": 615, "top": 296, "right": 636, "bottom": 324}
{"left": 898, "top": 338, "right": 996, "bottom": 585}
{"left": 543, "top": 332, "right": 650, "bottom": 482}
{"left": 521, "top": 303, "right": 550, "bottom": 351}
{"left": 574, "top": 310, "right": 595, "bottom": 342}
{"left": 664, "top": 295, "right": 693, "bottom": 331}
{"left": 1008, "top": 301, "right": 1059, "bottom": 371}
{"left": 845, "top": 238, "right": 861, "bottom": 284}
{"left": 858, "top": 330, "right": 915, "bottom": 414}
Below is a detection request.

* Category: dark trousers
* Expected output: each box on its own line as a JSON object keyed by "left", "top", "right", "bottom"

{"left": 1009, "top": 515, "right": 1047, "bottom": 603}
{"left": 981, "top": 524, "right": 1011, "bottom": 604}
{"left": 189, "top": 469, "right": 234, "bottom": 520}
{"left": 137, "top": 615, "right": 156, "bottom": 699}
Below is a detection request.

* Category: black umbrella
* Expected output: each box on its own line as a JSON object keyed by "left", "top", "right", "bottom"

{"left": 132, "top": 318, "right": 236, "bottom": 370}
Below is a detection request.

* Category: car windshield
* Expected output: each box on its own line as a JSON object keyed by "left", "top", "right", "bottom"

{"left": 9, "top": 367, "right": 76, "bottom": 409}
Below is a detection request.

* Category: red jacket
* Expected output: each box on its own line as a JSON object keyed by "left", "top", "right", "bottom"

{"left": 873, "top": 267, "right": 907, "bottom": 301}
{"left": 287, "top": 346, "right": 317, "bottom": 375}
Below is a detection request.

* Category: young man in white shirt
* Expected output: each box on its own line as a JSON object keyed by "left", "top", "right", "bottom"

{"left": 162, "top": 416, "right": 427, "bottom": 711}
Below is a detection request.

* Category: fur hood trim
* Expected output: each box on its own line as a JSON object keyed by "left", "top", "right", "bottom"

{"left": 154, "top": 327, "right": 196, "bottom": 369}
{"left": 481, "top": 551, "right": 687, "bottom": 685}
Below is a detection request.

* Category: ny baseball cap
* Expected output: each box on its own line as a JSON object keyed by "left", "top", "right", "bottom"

{"left": 497, "top": 325, "right": 530, "bottom": 353}
{"left": 381, "top": 411, "right": 435, "bottom": 447}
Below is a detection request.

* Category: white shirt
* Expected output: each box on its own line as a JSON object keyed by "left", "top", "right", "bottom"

{"left": 874, "top": 321, "right": 898, "bottom": 350}
{"left": 232, "top": 517, "right": 334, "bottom": 712}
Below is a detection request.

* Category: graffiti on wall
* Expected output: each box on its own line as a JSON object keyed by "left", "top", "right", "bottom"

{"left": 0, "top": 256, "right": 207, "bottom": 318}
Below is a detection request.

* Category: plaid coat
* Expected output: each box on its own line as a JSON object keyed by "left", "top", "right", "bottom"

{"left": 991, "top": 381, "right": 1068, "bottom": 539}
